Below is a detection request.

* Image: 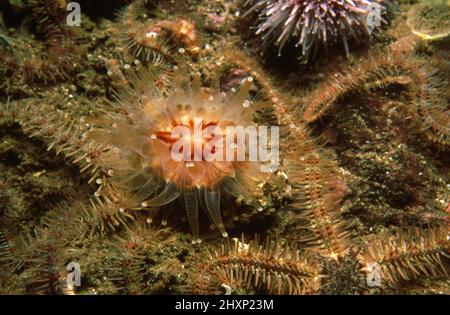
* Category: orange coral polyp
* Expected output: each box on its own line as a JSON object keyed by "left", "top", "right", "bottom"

{"left": 123, "top": 71, "right": 259, "bottom": 191}
{"left": 90, "top": 67, "right": 266, "bottom": 239}
{"left": 148, "top": 113, "right": 236, "bottom": 189}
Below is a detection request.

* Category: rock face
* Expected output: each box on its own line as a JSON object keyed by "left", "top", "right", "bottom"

{"left": 0, "top": 0, "right": 448, "bottom": 295}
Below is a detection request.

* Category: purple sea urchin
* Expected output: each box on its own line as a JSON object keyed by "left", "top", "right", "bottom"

{"left": 244, "top": 0, "right": 385, "bottom": 60}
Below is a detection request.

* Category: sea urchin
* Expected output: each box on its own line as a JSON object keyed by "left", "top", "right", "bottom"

{"left": 244, "top": 0, "right": 385, "bottom": 60}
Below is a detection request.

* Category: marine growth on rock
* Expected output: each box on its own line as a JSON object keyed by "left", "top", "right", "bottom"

{"left": 0, "top": 0, "right": 448, "bottom": 298}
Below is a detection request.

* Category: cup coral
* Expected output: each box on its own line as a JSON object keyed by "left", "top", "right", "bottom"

{"left": 88, "top": 67, "right": 275, "bottom": 242}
